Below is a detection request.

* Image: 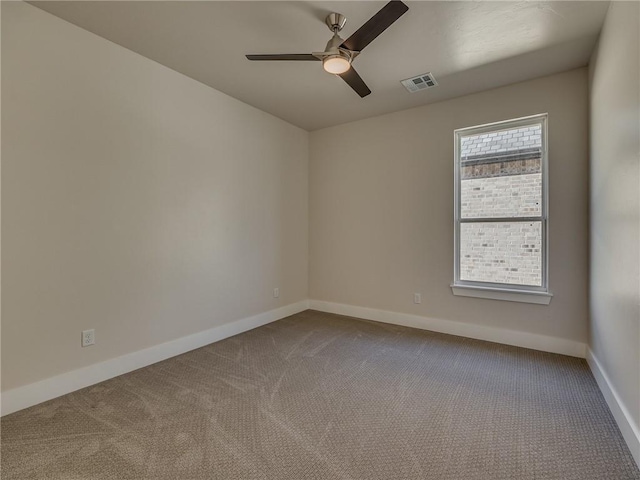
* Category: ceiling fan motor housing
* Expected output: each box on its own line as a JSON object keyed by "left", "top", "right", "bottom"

{"left": 325, "top": 33, "right": 346, "bottom": 54}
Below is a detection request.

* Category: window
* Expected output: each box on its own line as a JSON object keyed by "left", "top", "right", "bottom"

{"left": 452, "top": 114, "right": 551, "bottom": 304}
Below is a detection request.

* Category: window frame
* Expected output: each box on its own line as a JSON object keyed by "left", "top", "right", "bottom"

{"left": 452, "top": 113, "right": 551, "bottom": 302}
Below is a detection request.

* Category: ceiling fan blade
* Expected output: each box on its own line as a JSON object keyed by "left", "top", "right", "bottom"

{"left": 340, "top": 1, "right": 409, "bottom": 52}
{"left": 338, "top": 67, "right": 371, "bottom": 98}
{"left": 246, "top": 54, "right": 320, "bottom": 61}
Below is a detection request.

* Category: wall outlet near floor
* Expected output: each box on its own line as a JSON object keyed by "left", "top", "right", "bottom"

{"left": 414, "top": 293, "right": 422, "bottom": 304}
{"left": 82, "top": 329, "right": 95, "bottom": 347}
{"left": 273, "top": 288, "right": 280, "bottom": 298}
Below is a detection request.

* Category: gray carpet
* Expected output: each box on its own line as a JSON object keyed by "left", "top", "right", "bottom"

{"left": 2, "top": 310, "right": 638, "bottom": 479}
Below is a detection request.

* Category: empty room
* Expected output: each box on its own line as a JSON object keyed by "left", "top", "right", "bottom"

{"left": 1, "top": 1, "right": 639, "bottom": 478}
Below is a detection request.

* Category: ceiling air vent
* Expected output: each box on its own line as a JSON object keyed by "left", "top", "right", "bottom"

{"left": 401, "top": 72, "right": 438, "bottom": 93}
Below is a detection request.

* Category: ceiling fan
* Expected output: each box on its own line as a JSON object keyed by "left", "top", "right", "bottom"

{"left": 246, "top": 1, "right": 409, "bottom": 98}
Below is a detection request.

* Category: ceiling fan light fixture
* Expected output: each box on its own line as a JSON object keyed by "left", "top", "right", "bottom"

{"left": 323, "top": 54, "right": 351, "bottom": 74}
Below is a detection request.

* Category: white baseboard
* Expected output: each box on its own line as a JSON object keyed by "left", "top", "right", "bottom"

{"left": 5, "top": 298, "right": 637, "bottom": 470}
{"left": 1, "top": 300, "right": 309, "bottom": 417}
{"left": 587, "top": 348, "right": 640, "bottom": 467}
{"left": 309, "top": 300, "right": 587, "bottom": 358}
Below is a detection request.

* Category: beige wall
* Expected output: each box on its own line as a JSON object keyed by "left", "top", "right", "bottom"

{"left": 588, "top": 1, "right": 640, "bottom": 432}
{"left": 1, "top": 2, "right": 309, "bottom": 391}
{"left": 310, "top": 69, "right": 589, "bottom": 343}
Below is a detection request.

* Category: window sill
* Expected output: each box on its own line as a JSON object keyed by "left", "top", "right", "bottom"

{"left": 450, "top": 284, "right": 553, "bottom": 305}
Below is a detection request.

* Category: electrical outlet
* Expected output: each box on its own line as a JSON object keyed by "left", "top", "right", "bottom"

{"left": 273, "top": 288, "right": 280, "bottom": 298}
{"left": 413, "top": 293, "right": 421, "bottom": 304}
{"left": 82, "top": 329, "right": 95, "bottom": 347}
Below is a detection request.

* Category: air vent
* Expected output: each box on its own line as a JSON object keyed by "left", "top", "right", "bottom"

{"left": 401, "top": 72, "right": 438, "bottom": 93}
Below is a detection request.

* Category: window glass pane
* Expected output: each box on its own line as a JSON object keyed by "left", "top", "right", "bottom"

{"left": 460, "top": 124, "right": 542, "bottom": 219}
{"left": 460, "top": 221, "right": 542, "bottom": 286}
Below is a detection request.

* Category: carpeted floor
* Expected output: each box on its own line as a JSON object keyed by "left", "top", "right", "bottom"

{"left": 2, "top": 310, "right": 638, "bottom": 479}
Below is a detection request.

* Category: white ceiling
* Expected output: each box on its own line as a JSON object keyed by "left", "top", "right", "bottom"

{"left": 31, "top": 1, "right": 609, "bottom": 131}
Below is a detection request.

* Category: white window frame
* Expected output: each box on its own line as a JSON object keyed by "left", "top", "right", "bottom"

{"left": 451, "top": 114, "right": 552, "bottom": 305}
